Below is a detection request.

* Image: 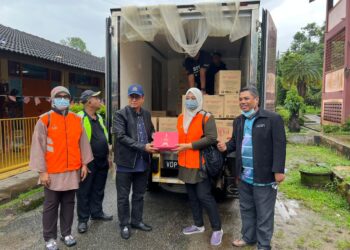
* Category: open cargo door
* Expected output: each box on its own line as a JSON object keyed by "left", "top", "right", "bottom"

{"left": 260, "top": 9, "right": 277, "bottom": 111}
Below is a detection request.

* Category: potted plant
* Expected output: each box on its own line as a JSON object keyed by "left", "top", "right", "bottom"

{"left": 299, "top": 164, "right": 333, "bottom": 188}
{"left": 284, "top": 87, "right": 305, "bottom": 132}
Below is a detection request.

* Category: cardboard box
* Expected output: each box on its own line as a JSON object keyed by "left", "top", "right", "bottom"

{"left": 151, "top": 117, "right": 158, "bottom": 131}
{"left": 215, "top": 70, "right": 241, "bottom": 95}
{"left": 153, "top": 132, "right": 178, "bottom": 151}
{"left": 216, "top": 119, "right": 234, "bottom": 142}
{"left": 151, "top": 111, "right": 167, "bottom": 117}
{"left": 203, "top": 95, "right": 224, "bottom": 118}
{"left": 158, "top": 117, "right": 178, "bottom": 132}
{"left": 181, "top": 95, "right": 224, "bottom": 118}
{"left": 224, "top": 94, "right": 241, "bottom": 118}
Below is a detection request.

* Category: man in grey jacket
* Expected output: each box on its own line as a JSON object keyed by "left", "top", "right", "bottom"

{"left": 111, "top": 84, "right": 157, "bottom": 240}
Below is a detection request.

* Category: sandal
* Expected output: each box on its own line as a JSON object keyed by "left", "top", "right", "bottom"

{"left": 232, "top": 239, "right": 247, "bottom": 247}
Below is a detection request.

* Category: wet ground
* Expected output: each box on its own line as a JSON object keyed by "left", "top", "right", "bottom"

{"left": 0, "top": 170, "right": 350, "bottom": 250}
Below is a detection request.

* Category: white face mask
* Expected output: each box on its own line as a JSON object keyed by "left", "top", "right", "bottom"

{"left": 241, "top": 109, "right": 256, "bottom": 118}
{"left": 53, "top": 98, "right": 70, "bottom": 110}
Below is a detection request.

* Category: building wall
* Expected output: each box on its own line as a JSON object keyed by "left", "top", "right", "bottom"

{"left": 0, "top": 53, "right": 104, "bottom": 118}
{"left": 322, "top": 0, "right": 350, "bottom": 125}
{"left": 120, "top": 41, "right": 167, "bottom": 111}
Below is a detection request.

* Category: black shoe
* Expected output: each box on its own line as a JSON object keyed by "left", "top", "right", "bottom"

{"left": 131, "top": 222, "right": 152, "bottom": 231}
{"left": 120, "top": 226, "right": 130, "bottom": 240}
{"left": 78, "top": 222, "right": 87, "bottom": 234}
{"left": 91, "top": 213, "right": 113, "bottom": 221}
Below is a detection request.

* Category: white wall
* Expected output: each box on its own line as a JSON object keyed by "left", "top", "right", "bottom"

{"left": 240, "top": 36, "right": 251, "bottom": 87}
{"left": 120, "top": 41, "right": 167, "bottom": 111}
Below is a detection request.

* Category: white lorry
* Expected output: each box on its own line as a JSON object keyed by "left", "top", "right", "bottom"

{"left": 105, "top": 1, "right": 277, "bottom": 196}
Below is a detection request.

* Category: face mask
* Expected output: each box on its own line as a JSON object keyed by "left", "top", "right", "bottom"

{"left": 185, "top": 99, "right": 198, "bottom": 110}
{"left": 242, "top": 109, "right": 256, "bottom": 118}
{"left": 53, "top": 98, "right": 70, "bottom": 110}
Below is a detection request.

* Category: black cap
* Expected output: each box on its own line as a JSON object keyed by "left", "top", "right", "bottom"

{"left": 80, "top": 90, "right": 101, "bottom": 103}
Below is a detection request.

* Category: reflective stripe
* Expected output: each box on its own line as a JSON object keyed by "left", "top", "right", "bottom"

{"left": 78, "top": 111, "right": 108, "bottom": 142}
{"left": 47, "top": 145, "right": 54, "bottom": 152}
{"left": 47, "top": 137, "right": 53, "bottom": 145}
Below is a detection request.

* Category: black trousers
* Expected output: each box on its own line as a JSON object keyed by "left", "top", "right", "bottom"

{"left": 77, "top": 159, "right": 109, "bottom": 222}
{"left": 238, "top": 181, "right": 277, "bottom": 250}
{"left": 43, "top": 188, "right": 76, "bottom": 241}
{"left": 116, "top": 170, "right": 148, "bottom": 228}
{"left": 185, "top": 178, "right": 222, "bottom": 231}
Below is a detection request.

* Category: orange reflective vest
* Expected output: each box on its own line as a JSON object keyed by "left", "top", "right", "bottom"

{"left": 40, "top": 111, "right": 83, "bottom": 174}
{"left": 177, "top": 111, "right": 210, "bottom": 169}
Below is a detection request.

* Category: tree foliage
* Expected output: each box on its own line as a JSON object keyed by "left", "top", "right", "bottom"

{"left": 280, "top": 52, "right": 322, "bottom": 97}
{"left": 60, "top": 37, "right": 91, "bottom": 54}
{"left": 278, "top": 22, "right": 324, "bottom": 104}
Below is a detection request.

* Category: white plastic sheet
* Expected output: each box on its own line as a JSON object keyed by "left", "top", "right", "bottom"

{"left": 119, "top": 0, "right": 251, "bottom": 57}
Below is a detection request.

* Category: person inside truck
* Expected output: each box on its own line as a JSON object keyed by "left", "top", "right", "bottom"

{"left": 206, "top": 52, "right": 227, "bottom": 95}
{"left": 183, "top": 50, "right": 211, "bottom": 94}
{"left": 174, "top": 87, "right": 223, "bottom": 246}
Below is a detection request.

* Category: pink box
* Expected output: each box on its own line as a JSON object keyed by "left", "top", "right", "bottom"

{"left": 153, "top": 132, "right": 179, "bottom": 151}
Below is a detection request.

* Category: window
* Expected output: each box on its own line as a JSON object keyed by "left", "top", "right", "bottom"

{"left": 8, "top": 61, "right": 21, "bottom": 76}
{"left": 51, "top": 70, "right": 62, "bottom": 82}
{"left": 325, "top": 29, "right": 345, "bottom": 72}
{"left": 22, "top": 64, "right": 49, "bottom": 80}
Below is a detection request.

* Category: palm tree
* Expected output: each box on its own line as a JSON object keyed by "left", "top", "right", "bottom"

{"left": 280, "top": 52, "right": 322, "bottom": 98}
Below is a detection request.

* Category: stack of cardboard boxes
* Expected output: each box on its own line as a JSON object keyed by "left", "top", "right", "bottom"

{"left": 212, "top": 70, "right": 241, "bottom": 142}
{"left": 153, "top": 70, "right": 241, "bottom": 143}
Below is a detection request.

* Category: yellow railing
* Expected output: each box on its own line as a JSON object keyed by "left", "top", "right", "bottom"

{"left": 0, "top": 117, "right": 38, "bottom": 174}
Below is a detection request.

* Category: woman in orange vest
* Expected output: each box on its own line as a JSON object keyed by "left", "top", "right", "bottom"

{"left": 175, "top": 87, "right": 223, "bottom": 246}
{"left": 29, "top": 86, "right": 93, "bottom": 250}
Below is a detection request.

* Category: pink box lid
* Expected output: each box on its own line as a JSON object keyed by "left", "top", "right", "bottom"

{"left": 153, "top": 132, "right": 179, "bottom": 151}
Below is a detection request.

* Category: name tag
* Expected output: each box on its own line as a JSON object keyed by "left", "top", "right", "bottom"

{"left": 256, "top": 124, "right": 266, "bottom": 128}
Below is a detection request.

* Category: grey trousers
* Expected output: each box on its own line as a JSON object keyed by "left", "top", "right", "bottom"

{"left": 238, "top": 181, "right": 277, "bottom": 250}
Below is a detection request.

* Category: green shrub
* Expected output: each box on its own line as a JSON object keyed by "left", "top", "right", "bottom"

{"left": 323, "top": 125, "right": 341, "bottom": 133}
{"left": 276, "top": 107, "right": 290, "bottom": 125}
{"left": 284, "top": 87, "right": 305, "bottom": 116}
{"left": 70, "top": 103, "right": 84, "bottom": 113}
{"left": 69, "top": 103, "right": 106, "bottom": 120}
{"left": 342, "top": 118, "right": 350, "bottom": 132}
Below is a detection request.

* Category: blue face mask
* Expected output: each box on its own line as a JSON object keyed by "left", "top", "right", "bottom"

{"left": 53, "top": 98, "right": 70, "bottom": 110}
{"left": 242, "top": 109, "right": 256, "bottom": 118}
{"left": 185, "top": 99, "right": 198, "bottom": 110}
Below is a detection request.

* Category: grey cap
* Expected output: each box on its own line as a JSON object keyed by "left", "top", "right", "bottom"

{"left": 51, "top": 86, "right": 70, "bottom": 100}
{"left": 80, "top": 90, "right": 101, "bottom": 103}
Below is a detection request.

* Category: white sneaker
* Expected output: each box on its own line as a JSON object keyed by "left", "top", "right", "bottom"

{"left": 45, "top": 239, "right": 58, "bottom": 250}
{"left": 182, "top": 225, "right": 205, "bottom": 235}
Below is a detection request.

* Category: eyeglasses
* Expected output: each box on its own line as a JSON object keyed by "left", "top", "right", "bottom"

{"left": 56, "top": 95, "right": 70, "bottom": 100}
{"left": 129, "top": 95, "right": 142, "bottom": 100}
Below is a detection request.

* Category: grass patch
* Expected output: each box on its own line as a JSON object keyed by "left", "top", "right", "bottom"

{"left": 281, "top": 144, "right": 350, "bottom": 229}
{"left": 336, "top": 240, "right": 350, "bottom": 250}
{"left": 0, "top": 186, "right": 43, "bottom": 211}
{"left": 286, "top": 144, "right": 350, "bottom": 170}
{"left": 299, "top": 164, "right": 332, "bottom": 174}
{"left": 304, "top": 105, "right": 321, "bottom": 115}
{"left": 280, "top": 169, "right": 350, "bottom": 228}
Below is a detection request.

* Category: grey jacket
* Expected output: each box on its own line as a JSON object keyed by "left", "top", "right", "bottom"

{"left": 111, "top": 106, "right": 155, "bottom": 168}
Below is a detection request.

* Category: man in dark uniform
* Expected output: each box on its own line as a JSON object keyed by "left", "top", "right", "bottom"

{"left": 206, "top": 52, "right": 227, "bottom": 95}
{"left": 183, "top": 50, "right": 211, "bottom": 94}
{"left": 77, "top": 90, "right": 113, "bottom": 234}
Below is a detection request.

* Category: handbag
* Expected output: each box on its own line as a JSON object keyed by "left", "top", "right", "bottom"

{"left": 199, "top": 111, "right": 224, "bottom": 178}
